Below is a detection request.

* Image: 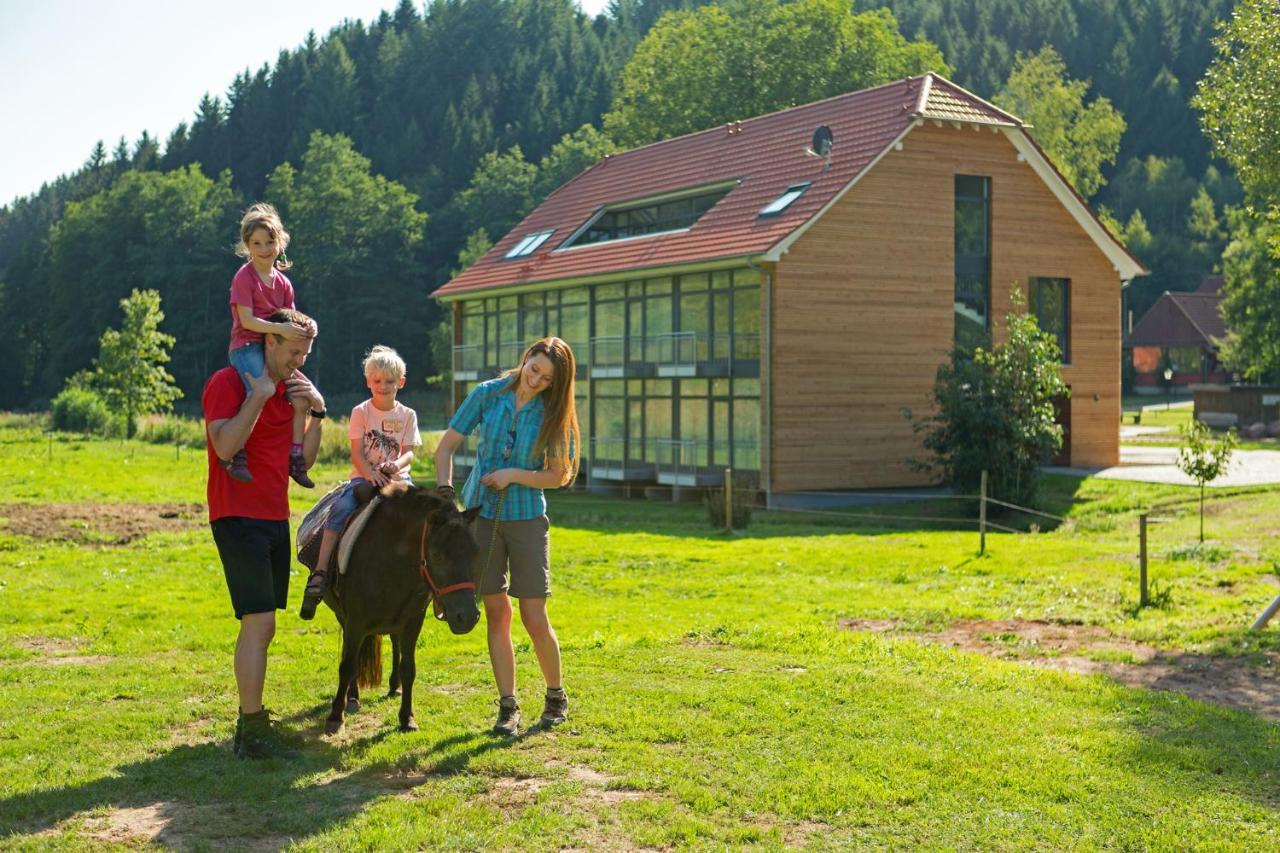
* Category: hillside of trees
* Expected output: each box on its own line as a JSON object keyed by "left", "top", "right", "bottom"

{"left": 0, "top": 0, "right": 1246, "bottom": 411}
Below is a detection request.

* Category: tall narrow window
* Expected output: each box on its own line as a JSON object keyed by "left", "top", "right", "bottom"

{"left": 955, "top": 175, "right": 991, "bottom": 351}
{"left": 1031, "top": 277, "right": 1070, "bottom": 363}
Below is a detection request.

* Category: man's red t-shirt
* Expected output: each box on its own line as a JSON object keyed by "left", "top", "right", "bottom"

{"left": 203, "top": 367, "right": 293, "bottom": 522}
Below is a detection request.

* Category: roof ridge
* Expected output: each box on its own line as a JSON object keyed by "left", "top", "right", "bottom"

{"left": 595, "top": 76, "right": 920, "bottom": 161}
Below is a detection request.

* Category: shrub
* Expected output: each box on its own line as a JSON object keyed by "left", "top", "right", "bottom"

{"left": 135, "top": 414, "right": 206, "bottom": 449}
{"left": 50, "top": 387, "right": 113, "bottom": 435}
{"left": 908, "top": 288, "right": 1068, "bottom": 509}
{"left": 705, "top": 484, "right": 754, "bottom": 529}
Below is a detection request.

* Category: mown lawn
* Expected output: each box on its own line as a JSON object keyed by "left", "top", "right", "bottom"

{"left": 2, "top": 417, "right": 1280, "bottom": 849}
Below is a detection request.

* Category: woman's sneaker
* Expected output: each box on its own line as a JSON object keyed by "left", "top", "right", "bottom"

{"left": 539, "top": 687, "right": 568, "bottom": 728}
{"left": 492, "top": 696, "right": 520, "bottom": 736}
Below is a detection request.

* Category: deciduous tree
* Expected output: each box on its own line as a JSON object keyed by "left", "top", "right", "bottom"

{"left": 994, "top": 47, "right": 1124, "bottom": 198}
{"left": 604, "top": 0, "right": 949, "bottom": 146}
{"left": 85, "top": 289, "right": 182, "bottom": 437}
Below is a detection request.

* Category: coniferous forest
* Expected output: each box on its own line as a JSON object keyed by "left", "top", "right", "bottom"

{"left": 0, "top": 0, "right": 1247, "bottom": 411}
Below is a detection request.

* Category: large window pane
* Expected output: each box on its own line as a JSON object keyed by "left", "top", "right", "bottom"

{"left": 733, "top": 287, "right": 760, "bottom": 358}
{"left": 955, "top": 175, "right": 991, "bottom": 350}
{"left": 713, "top": 400, "right": 731, "bottom": 466}
{"left": 733, "top": 398, "right": 760, "bottom": 470}
{"left": 1031, "top": 277, "right": 1070, "bottom": 363}
{"left": 561, "top": 304, "right": 588, "bottom": 356}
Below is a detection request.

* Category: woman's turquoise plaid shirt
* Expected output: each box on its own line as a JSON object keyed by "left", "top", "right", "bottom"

{"left": 450, "top": 377, "right": 550, "bottom": 521}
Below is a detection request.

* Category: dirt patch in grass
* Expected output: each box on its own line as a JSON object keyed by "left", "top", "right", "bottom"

{"left": 843, "top": 618, "right": 1280, "bottom": 721}
{"left": 9, "top": 636, "right": 110, "bottom": 667}
{"left": 80, "top": 801, "right": 289, "bottom": 851}
{"left": 0, "top": 501, "right": 204, "bottom": 546}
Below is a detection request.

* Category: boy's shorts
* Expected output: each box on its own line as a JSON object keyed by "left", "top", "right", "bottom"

{"left": 324, "top": 478, "right": 371, "bottom": 532}
{"left": 211, "top": 517, "right": 291, "bottom": 619}
{"left": 472, "top": 515, "right": 551, "bottom": 598}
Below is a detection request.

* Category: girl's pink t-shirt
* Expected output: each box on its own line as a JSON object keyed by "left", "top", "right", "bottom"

{"left": 228, "top": 263, "right": 296, "bottom": 350}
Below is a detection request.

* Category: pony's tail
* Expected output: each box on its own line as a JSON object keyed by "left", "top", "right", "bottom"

{"left": 356, "top": 634, "right": 383, "bottom": 688}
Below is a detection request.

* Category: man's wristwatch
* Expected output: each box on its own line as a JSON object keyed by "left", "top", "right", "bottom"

{"left": 309, "top": 408, "right": 327, "bottom": 419}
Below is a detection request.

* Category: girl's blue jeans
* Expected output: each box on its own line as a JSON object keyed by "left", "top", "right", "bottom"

{"left": 228, "top": 342, "right": 265, "bottom": 396}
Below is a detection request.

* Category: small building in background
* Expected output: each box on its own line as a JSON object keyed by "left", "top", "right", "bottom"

{"left": 433, "top": 73, "right": 1146, "bottom": 500}
{"left": 1127, "top": 276, "right": 1228, "bottom": 394}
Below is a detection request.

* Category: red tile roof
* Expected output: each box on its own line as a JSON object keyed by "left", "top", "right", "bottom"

{"left": 1128, "top": 289, "right": 1225, "bottom": 348}
{"left": 434, "top": 73, "right": 1125, "bottom": 299}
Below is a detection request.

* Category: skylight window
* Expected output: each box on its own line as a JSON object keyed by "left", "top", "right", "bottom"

{"left": 562, "top": 183, "right": 736, "bottom": 249}
{"left": 758, "top": 183, "right": 811, "bottom": 217}
{"left": 504, "top": 229, "right": 554, "bottom": 259}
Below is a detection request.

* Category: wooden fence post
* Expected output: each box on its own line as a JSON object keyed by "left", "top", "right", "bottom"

{"left": 724, "top": 468, "right": 733, "bottom": 532}
{"left": 978, "top": 470, "right": 988, "bottom": 556}
{"left": 1139, "top": 512, "right": 1149, "bottom": 608}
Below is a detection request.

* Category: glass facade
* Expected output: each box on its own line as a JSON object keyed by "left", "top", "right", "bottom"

{"left": 1030, "top": 277, "right": 1070, "bottom": 363}
{"left": 451, "top": 267, "right": 762, "bottom": 484}
{"left": 955, "top": 175, "right": 991, "bottom": 351}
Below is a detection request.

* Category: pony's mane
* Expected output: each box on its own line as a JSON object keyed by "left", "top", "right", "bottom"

{"left": 378, "top": 481, "right": 459, "bottom": 521}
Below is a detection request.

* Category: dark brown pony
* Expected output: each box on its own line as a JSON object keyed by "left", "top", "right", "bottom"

{"left": 322, "top": 483, "right": 480, "bottom": 734}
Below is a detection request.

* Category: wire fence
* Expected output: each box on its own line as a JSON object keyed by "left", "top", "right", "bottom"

{"left": 577, "top": 467, "right": 1067, "bottom": 554}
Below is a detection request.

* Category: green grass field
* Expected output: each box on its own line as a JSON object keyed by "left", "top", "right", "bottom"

{"left": 2, "top": 416, "right": 1280, "bottom": 849}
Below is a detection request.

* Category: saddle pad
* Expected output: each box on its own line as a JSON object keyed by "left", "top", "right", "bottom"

{"left": 296, "top": 481, "right": 350, "bottom": 571}
{"left": 337, "top": 495, "right": 382, "bottom": 575}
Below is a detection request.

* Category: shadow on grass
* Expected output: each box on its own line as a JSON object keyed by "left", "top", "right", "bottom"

{"left": 0, "top": 714, "right": 516, "bottom": 847}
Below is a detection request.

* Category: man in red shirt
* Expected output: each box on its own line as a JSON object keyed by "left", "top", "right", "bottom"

{"left": 203, "top": 307, "right": 324, "bottom": 759}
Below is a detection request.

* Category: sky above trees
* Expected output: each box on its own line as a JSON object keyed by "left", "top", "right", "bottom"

{"left": 0, "top": 0, "right": 612, "bottom": 204}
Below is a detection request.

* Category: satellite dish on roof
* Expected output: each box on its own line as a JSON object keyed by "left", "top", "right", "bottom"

{"left": 804, "top": 126, "right": 834, "bottom": 172}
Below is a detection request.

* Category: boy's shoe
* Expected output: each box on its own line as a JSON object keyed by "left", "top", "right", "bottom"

{"left": 539, "top": 687, "right": 568, "bottom": 728}
{"left": 289, "top": 451, "right": 315, "bottom": 488}
{"left": 298, "top": 569, "right": 327, "bottom": 621}
{"left": 235, "top": 708, "right": 301, "bottom": 760}
{"left": 492, "top": 696, "right": 520, "bottom": 736}
{"left": 224, "top": 450, "right": 253, "bottom": 482}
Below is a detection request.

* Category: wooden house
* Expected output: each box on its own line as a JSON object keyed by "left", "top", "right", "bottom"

{"left": 1127, "top": 276, "right": 1228, "bottom": 393}
{"left": 433, "top": 74, "right": 1147, "bottom": 498}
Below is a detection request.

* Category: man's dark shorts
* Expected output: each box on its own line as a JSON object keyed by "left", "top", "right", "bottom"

{"left": 210, "top": 517, "right": 291, "bottom": 619}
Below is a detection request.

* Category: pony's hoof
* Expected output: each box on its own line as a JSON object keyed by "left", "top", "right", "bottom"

{"left": 398, "top": 718, "right": 418, "bottom": 732}
{"left": 386, "top": 687, "right": 401, "bottom": 698}
{"left": 324, "top": 718, "right": 344, "bottom": 735}
{"left": 345, "top": 697, "right": 361, "bottom": 714}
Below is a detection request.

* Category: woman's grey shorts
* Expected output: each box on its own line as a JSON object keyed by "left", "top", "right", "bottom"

{"left": 471, "top": 515, "right": 551, "bottom": 598}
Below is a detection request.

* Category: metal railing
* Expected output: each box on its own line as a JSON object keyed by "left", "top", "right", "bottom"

{"left": 589, "top": 333, "right": 760, "bottom": 370}
{"left": 452, "top": 344, "right": 486, "bottom": 373}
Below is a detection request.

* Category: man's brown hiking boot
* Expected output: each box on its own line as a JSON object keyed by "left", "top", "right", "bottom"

{"left": 539, "top": 687, "right": 568, "bottom": 728}
{"left": 235, "top": 709, "right": 301, "bottom": 760}
{"left": 491, "top": 695, "right": 520, "bottom": 736}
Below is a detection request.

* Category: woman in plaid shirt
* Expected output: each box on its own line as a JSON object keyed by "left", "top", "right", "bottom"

{"left": 435, "top": 337, "right": 580, "bottom": 736}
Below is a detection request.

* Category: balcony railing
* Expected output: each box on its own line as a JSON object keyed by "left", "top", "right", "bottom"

{"left": 587, "top": 436, "right": 655, "bottom": 481}
{"left": 452, "top": 343, "right": 488, "bottom": 376}
{"left": 588, "top": 332, "right": 760, "bottom": 378}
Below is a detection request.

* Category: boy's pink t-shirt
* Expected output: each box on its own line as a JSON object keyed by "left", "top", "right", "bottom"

{"left": 348, "top": 400, "right": 422, "bottom": 481}
{"left": 228, "top": 263, "right": 296, "bottom": 350}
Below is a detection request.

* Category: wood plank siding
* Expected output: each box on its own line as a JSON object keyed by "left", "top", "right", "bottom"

{"left": 770, "top": 122, "right": 1121, "bottom": 491}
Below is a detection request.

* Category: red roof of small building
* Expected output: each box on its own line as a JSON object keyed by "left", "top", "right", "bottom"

{"left": 1128, "top": 285, "right": 1226, "bottom": 348}
{"left": 435, "top": 73, "right": 1141, "bottom": 299}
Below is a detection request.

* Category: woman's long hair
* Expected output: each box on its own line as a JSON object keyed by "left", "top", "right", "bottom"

{"left": 501, "top": 337, "right": 579, "bottom": 486}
